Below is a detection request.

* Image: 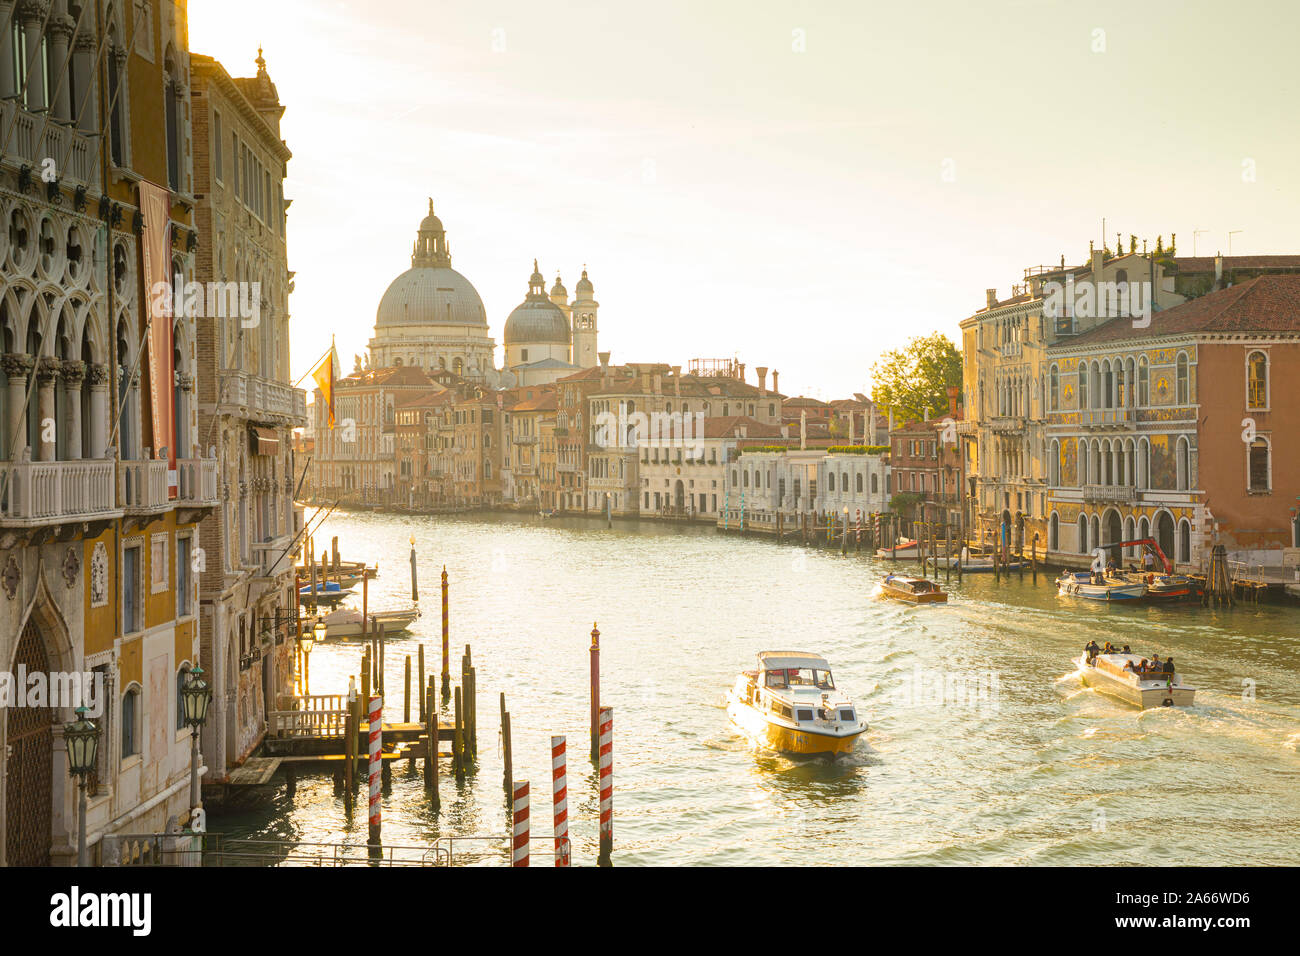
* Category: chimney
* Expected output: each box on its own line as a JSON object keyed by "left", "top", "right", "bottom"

{"left": 755, "top": 366, "right": 768, "bottom": 394}
{"left": 800, "top": 410, "right": 806, "bottom": 450}
{"left": 598, "top": 351, "right": 610, "bottom": 386}
{"left": 737, "top": 362, "right": 746, "bottom": 383}
{"left": 986, "top": 288, "right": 998, "bottom": 310}
{"left": 771, "top": 370, "right": 779, "bottom": 395}
{"left": 1214, "top": 253, "right": 1223, "bottom": 290}
{"left": 848, "top": 411, "right": 855, "bottom": 445}
{"left": 1090, "top": 245, "right": 1103, "bottom": 276}
{"left": 672, "top": 365, "right": 681, "bottom": 397}
{"left": 947, "top": 385, "right": 959, "bottom": 417}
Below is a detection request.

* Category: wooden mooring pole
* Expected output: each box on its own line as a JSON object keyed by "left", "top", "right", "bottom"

{"left": 453, "top": 685, "right": 465, "bottom": 783}
{"left": 598, "top": 706, "right": 613, "bottom": 867}
{"left": 404, "top": 655, "right": 412, "bottom": 723}
{"left": 424, "top": 676, "right": 439, "bottom": 810}
{"left": 590, "top": 623, "right": 601, "bottom": 761}
{"left": 441, "top": 566, "right": 451, "bottom": 699}
{"left": 501, "top": 694, "right": 513, "bottom": 801}
{"left": 418, "top": 645, "right": 426, "bottom": 721}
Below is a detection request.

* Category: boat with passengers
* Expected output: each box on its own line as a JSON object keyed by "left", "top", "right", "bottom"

{"left": 1076, "top": 648, "right": 1195, "bottom": 708}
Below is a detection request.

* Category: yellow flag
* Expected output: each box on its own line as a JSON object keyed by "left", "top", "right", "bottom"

{"left": 311, "top": 349, "right": 336, "bottom": 428}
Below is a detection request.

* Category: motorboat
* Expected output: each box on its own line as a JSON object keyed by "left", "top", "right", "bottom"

{"left": 726, "top": 651, "right": 867, "bottom": 756}
{"left": 1076, "top": 651, "right": 1195, "bottom": 708}
{"left": 879, "top": 573, "right": 948, "bottom": 604}
{"left": 298, "top": 580, "right": 354, "bottom": 602}
{"left": 932, "top": 553, "right": 1024, "bottom": 573}
{"left": 1057, "top": 571, "right": 1145, "bottom": 601}
{"left": 307, "top": 606, "right": 419, "bottom": 639}
{"left": 1109, "top": 571, "right": 1204, "bottom": 603}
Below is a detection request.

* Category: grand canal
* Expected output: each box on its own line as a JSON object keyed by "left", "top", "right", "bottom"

{"left": 212, "top": 510, "right": 1300, "bottom": 866}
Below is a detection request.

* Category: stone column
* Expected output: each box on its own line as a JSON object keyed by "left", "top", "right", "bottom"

{"left": 176, "top": 371, "right": 194, "bottom": 459}
{"left": 60, "top": 359, "right": 85, "bottom": 459}
{"left": 47, "top": 7, "right": 75, "bottom": 123}
{"left": 72, "top": 25, "right": 96, "bottom": 132}
{"left": 1, "top": 353, "right": 33, "bottom": 459}
{"left": 20, "top": 3, "right": 46, "bottom": 114}
{"left": 0, "top": 2, "right": 16, "bottom": 102}
{"left": 86, "top": 363, "right": 108, "bottom": 458}
{"left": 36, "top": 357, "right": 59, "bottom": 461}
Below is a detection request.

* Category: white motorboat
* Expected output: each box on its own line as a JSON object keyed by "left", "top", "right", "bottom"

{"left": 1076, "top": 652, "right": 1195, "bottom": 708}
{"left": 309, "top": 606, "right": 419, "bottom": 639}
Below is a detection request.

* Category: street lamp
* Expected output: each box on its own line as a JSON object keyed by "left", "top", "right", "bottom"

{"left": 180, "top": 667, "right": 212, "bottom": 811}
{"left": 313, "top": 619, "right": 327, "bottom": 644}
{"left": 64, "top": 706, "right": 99, "bottom": 867}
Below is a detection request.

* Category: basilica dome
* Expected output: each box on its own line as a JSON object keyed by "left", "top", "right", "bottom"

{"left": 504, "top": 261, "right": 571, "bottom": 345}
{"left": 375, "top": 202, "right": 488, "bottom": 329}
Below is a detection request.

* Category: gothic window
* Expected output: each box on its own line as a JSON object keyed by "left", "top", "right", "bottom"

{"left": 1176, "top": 352, "right": 1189, "bottom": 404}
{"left": 1248, "top": 438, "right": 1270, "bottom": 493}
{"left": 1247, "top": 351, "right": 1268, "bottom": 410}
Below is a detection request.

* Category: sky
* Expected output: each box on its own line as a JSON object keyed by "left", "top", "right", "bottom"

{"left": 188, "top": 0, "right": 1300, "bottom": 401}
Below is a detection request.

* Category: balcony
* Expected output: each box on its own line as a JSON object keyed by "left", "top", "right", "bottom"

{"left": 990, "top": 415, "right": 1025, "bottom": 434}
{"left": 252, "top": 534, "right": 296, "bottom": 580}
{"left": 221, "top": 371, "right": 309, "bottom": 427}
{"left": 0, "top": 101, "right": 102, "bottom": 193}
{"left": 176, "top": 458, "right": 220, "bottom": 508}
{"left": 1082, "top": 484, "right": 1137, "bottom": 503}
{"left": 119, "top": 460, "right": 170, "bottom": 514}
{"left": 1080, "top": 407, "right": 1132, "bottom": 428}
{"left": 0, "top": 459, "right": 119, "bottom": 527}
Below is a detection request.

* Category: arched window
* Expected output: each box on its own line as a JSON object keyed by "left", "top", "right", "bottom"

{"left": 1049, "top": 364, "right": 1059, "bottom": 410}
{"left": 1248, "top": 437, "right": 1270, "bottom": 493}
{"left": 1138, "top": 357, "right": 1149, "bottom": 406}
{"left": 841, "top": 472, "right": 848, "bottom": 493}
{"left": 1049, "top": 439, "right": 1061, "bottom": 486}
{"left": 1049, "top": 512, "right": 1059, "bottom": 551}
{"left": 856, "top": 473, "right": 863, "bottom": 493}
{"left": 1176, "top": 352, "right": 1189, "bottom": 404}
{"left": 1176, "top": 436, "right": 1190, "bottom": 490}
{"left": 1177, "top": 519, "right": 1191, "bottom": 564}
{"left": 122, "top": 684, "right": 141, "bottom": 757}
{"left": 871, "top": 473, "right": 879, "bottom": 494}
{"left": 176, "top": 664, "right": 191, "bottom": 730}
{"left": 1077, "top": 514, "right": 1088, "bottom": 554}
{"left": 1078, "top": 363, "right": 1088, "bottom": 409}
{"left": 1247, "top": 351, "right": 1268, "bottom": 410}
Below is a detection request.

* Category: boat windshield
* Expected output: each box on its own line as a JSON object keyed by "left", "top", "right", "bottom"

{"left": 768, "top": 667, "right": 834, "bottom": 689}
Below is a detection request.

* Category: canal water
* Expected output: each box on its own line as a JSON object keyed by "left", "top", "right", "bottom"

{"left": 212, "top": 510, "right": 1300, "bottom": 865}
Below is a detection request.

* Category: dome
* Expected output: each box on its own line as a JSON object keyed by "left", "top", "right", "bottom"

{"left": 505, "top": 260, "right": 571, "bottom": 345}
{"left": 575, "top": 268, "right": 595, "bottom": 299}
{"left": 550, "top": 274, "right": 567, "bottom": 298}
{"left": 375, "top": 202, "right": 488, "bottom": 328}
{"left": 376, "top": 266, "right": 487, "bottom": 328}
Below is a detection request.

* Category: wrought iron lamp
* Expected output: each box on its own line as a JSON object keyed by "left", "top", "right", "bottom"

{"left": 181, "top": 667, "right": 212, "bottom": 810}
{"left": 64, "top": 707, "right": 99, "bottom": 867}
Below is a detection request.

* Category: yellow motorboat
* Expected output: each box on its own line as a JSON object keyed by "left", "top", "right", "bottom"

{"left": 726, "top": 651, "right": 867, "bottom": 756}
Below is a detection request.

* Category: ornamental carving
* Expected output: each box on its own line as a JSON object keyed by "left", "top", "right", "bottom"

{"left": 2, "top": 555, "right": 18, "bottom": 600}
{"left": 86, "top": 363, "right": 110, "bottom": 386}
{"left": 90, "top": 542, "right": 108, "bottom": 607}
{"left": 62, "top": 545, "right": 80, "bottom": 588}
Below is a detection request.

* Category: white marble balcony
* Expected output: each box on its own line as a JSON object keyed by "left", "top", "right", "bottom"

{"left": 0, "top": 458, "right": 118, "bottom": 526}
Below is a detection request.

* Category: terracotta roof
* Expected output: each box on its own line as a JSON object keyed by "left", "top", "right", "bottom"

{"left": 783, "top": 395, "right": 829, "bottom": 408}
{"left": 512, "top": 394, "right": 558, "bottom": 413}
{"left": 1059, "top": 275, "right": 1300, "bottom": 346}
{"left": 700, "top": 415, "right": 784, "bottom": 439}
{"left": 1171, "top": 255, "right": 1300, "bottom": 274}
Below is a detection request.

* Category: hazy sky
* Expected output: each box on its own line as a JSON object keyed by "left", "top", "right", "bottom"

{"left": 189, "top": 0, "right": 1300, "bottom": 400}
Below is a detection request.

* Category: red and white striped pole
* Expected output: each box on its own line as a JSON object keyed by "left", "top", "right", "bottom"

{"left": 597, "top": 706, "right": 612, "bottom": 866}
{"left": 551, "top": 735, "right": 569, "bottom": 867}
{"left": 368, "top": 695, "right": 382, "bottom": 845}
{"left": 512, "top": 780, "right": 529, "bottom": 867}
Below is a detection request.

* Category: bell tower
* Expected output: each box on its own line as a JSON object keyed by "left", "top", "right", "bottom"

{"left": 571, "top": 267, "right": 599, "bottom": 370}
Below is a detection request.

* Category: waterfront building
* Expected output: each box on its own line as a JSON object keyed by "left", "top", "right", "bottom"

{"left": 538, "top": 414, "right": 558, "bottom": 510}
{"left": 959, "top": 248, "right": 1188, "bottom": 556}
{"left": 504, "top": 263, "right": 585, "bottom": 386}
{"left": 310, "top": 364, "right": 438, "bottom": 503}
{"left": 723, "top": 447, "right": 830, "bottom": 530}
{"left": 366, "top": 202, "right": 495, "bottom": 378}
{"left": 555, "top": 363, "right": 622, "bottom": 513}
{"left": 190, "top": 50, "right": 306, "bottom": 781}
{"left": 394, "top": 391, "right": 448, "bottom": 507}
{"left": 819, "top": 447, "right": 891, "bottom": 519}
{"left": 0, "top": 0, "right": 221, "bottom": 865}
{"left": 1044, "top": 274, "right": 1300, "bottom": 571}
{"left": 888, "top": 415, "right": 962, "bottom": 531}
{"left": 508, "top": 390, "right": 556, "bottom": 506}
{"left": 451, "top": 390, "right": 503, "bottom": 507}
{"left": 638, "top": 416, "right": 782, "bottom": 519}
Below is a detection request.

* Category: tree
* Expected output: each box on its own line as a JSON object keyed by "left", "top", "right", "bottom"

{"left": 869, "top": 332, "right": 963, "bottom": 423}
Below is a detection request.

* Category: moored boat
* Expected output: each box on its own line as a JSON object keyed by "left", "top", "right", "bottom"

{"left": 1057, "top": 571, "right": 1145, "bottom": 601}
{"left": 1076, "top": 651, "right": 1195, "bottom": 708}
{"left": 875, "top": 537, "right": 920, "bottom": 558}
{"left": 932, "top": 554, "right": 1024, "bottom": 573}
{"left": 879, "top": 573, "right": 948, "bottom": 603}
{"left": 298, "top": 580, "right": 354, "bottom": 602}
{"left": 307, "top": 606, "right": 419, "bottom": 639}
{"left": 725, "top": 651, "right": 867, "bottom": 756}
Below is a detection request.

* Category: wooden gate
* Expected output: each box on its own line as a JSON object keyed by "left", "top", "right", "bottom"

{"left": 4, "top": 621, "right": 54, "bottom": 867}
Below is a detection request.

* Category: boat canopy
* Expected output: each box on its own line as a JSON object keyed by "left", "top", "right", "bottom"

{"left": 758, "top": 651, "right": 830, "bottom": 672}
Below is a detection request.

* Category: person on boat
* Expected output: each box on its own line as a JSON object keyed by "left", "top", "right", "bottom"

{"left": 1138, "top": 658, "right": 1149, "bottom": 673}
{"left": 1143, "top": 547, "right": 1156, "bottom": 573}
{"left": 1102, "top": 642, "right": 1115, "bottom": 655}
{"left": 1162, "top": 657, "right": 1175, "bottom": 674}
{"left": 1123, "top": 660, "right": 1137, "bottom": 673}
{"left": 1149, "top": 654, "right": 1161, "bottom": 673}
{"left": 1085, "top": 641, "right": 1101, "bottom": 664}
{"left": 1122, "top": 645, "right": 1132, "bottom": 654}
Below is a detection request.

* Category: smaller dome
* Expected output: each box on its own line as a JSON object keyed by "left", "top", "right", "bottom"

{"left": 506, "top": 260, "right": 571, "bottom": 345}
{"left": 575, "top": 268, "right": 594, "bottom": 297}
{"left": 550, "top": 274, "right": 567, "bottom": 297}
